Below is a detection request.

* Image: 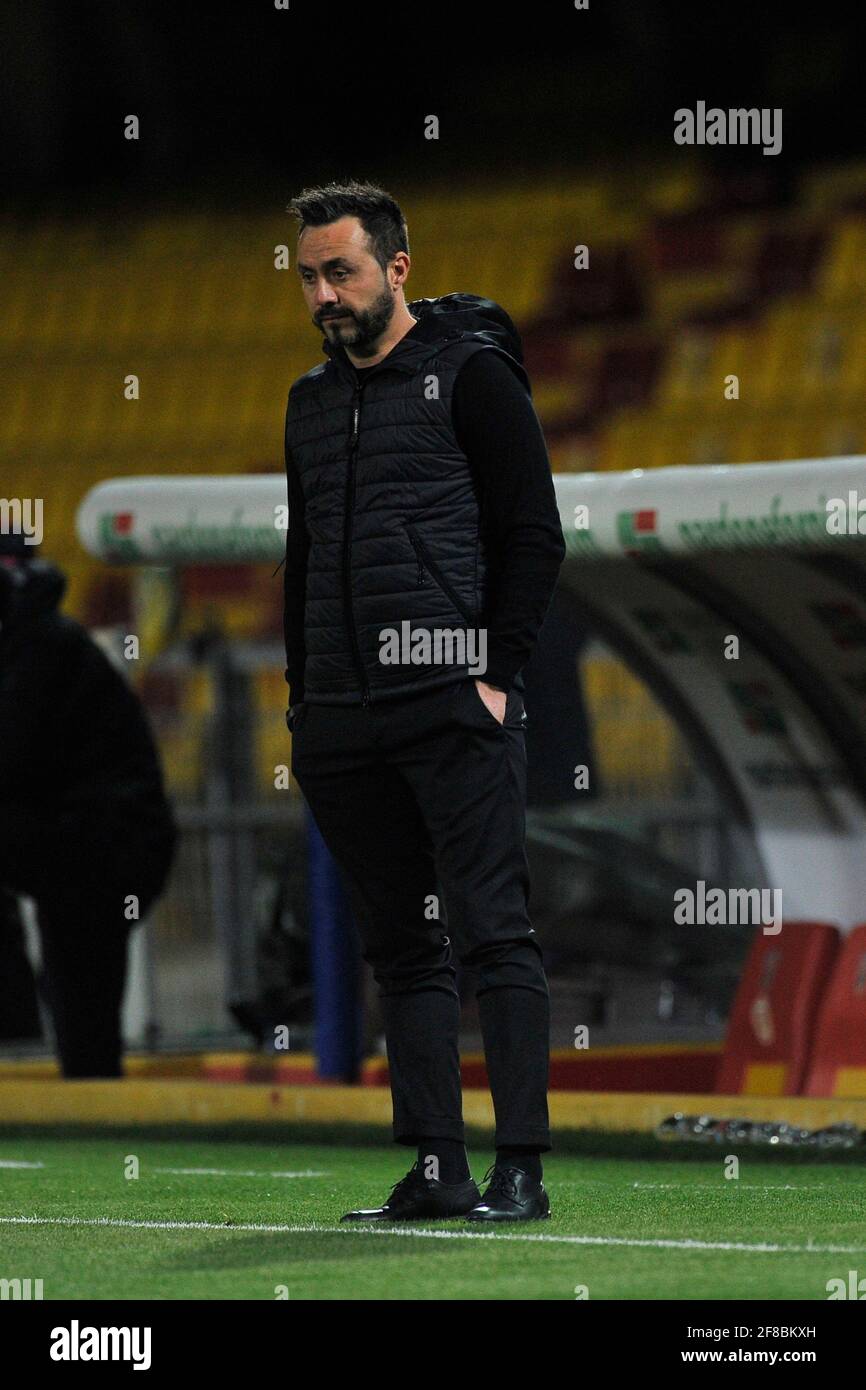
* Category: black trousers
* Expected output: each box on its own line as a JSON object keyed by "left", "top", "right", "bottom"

{"left": 291, "top": 675, "right": 551, "bottom": 1151}
{"left": 0, "top": 884, "right": 132, "bottom": 1078}
{"left": 38, "top": 894, "right": 133, "bottom": 1078}
{"left": 0, "top": 813, "right": 158, "bottom": 1078}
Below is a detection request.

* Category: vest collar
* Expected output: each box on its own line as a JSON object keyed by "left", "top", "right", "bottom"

{"left": 321, "top": 313, "right": 466, "bottom": 385}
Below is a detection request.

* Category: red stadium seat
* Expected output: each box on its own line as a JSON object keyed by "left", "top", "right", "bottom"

{"left": 716, "top": 921, "right": 840, "bottom": 1096}
{"left": 803, "top": 923, "right": 866, "bottom": 1097}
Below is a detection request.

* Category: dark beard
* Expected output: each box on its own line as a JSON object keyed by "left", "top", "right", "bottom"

{"left": 319, "top": 281, "right": 395, "bottom": 358}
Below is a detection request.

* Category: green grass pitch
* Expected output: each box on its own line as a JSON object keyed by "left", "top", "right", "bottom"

{"left": 1, "top": 1127, "right": 864, "bottom": 1300}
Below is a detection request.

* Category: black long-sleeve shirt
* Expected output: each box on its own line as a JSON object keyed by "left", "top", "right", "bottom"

{"left": 283, "top": 346, "right": 565, "bottom": 705}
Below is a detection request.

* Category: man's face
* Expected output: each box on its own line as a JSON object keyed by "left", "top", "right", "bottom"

{"left": 296, "top": 215, "right": 397, "bottom": 357}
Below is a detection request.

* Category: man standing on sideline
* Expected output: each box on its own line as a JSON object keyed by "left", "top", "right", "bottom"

{"left": 0, "top": 536, "right": 177, "bottom": 1076}
{"left": 283, "top": 181, "right": 565, "bottom": 1221}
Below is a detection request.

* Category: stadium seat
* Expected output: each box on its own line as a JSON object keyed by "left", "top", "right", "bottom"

{"left": 803, "top": 923, "right": 866, "bottom": 1097}
{"left": 537, "top": 245, "right": 645, "bottom": 325}
{"left": 649, "top": 210, "right": 723, "bottom": 273}
{"left": 716, "top": 920, "right": 840, "bottom": 1096}
{"left": 750, "top": 227, "right": 826, "bottom": 302}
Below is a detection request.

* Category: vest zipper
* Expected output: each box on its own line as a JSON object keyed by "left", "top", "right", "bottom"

{"left": 344, "top": 383, "right": 371, "bottom": 707}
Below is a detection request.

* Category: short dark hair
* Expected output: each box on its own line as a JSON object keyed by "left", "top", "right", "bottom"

{"left": 288, "top": 180, "right": 409, "bottom": 273}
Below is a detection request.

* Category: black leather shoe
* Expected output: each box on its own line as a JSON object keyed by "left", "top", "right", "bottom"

{"left": 340, "top": 1162, "right": 481, "bottom": 1222}
{"left": 465, "top": 1163, "right": 551, "bottom": 1222}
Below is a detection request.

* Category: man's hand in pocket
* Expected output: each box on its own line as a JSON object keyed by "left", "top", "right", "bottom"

{"left": 473, "top": 680, "right": 507, "bottom": 725}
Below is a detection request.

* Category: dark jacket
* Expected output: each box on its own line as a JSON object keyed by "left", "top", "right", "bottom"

{"left": 0, "top": 560, "right": 177, "bottom": 908}
{"left": 284, "top": 293, "right": 537, "bottom": 706}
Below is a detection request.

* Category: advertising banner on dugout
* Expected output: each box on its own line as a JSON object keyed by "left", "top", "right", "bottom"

{"left": 76, "top": 458, "right": 866, "bottom": 566}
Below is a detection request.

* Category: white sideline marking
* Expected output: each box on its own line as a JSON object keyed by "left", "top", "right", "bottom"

{"left": 552, "top": 1180, "right": 832, "bottom": 1190}
{"left": 629, "top": 1182, "right": 830, "bottom": 1191}
{"left": 0, "top": 1160, "right": 45, "bottom": 1169}
{"left": 153, "top": 1167, "right": 328, "bottom": 1178}
{"left": 1, "top": 1215, "right": 863, "bottom": 1255}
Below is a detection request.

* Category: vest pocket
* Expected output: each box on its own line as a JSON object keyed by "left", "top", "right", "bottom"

{"left": 405, "top": 524, "right": 476, "bottom": 625}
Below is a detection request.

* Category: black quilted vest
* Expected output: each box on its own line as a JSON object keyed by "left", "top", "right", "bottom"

{"left": 285, "top": 293, "right": 530, "bottom": 705}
